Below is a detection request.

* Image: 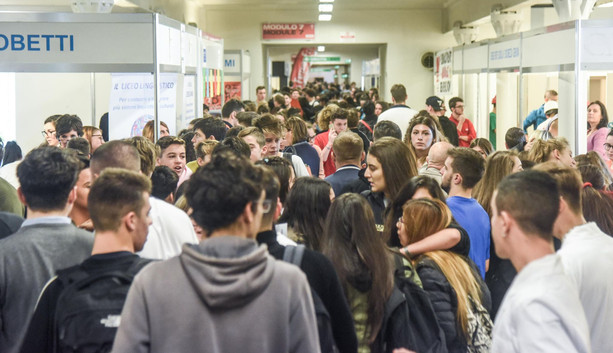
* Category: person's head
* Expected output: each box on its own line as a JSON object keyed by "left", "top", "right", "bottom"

{"left": 256, "top": 86, "right": 266, "bottom": 102}
{"left": 581, "top": 179, "right": 613, "bottom": 235}
{"left": 256, "top": 156, "right": 294, "bottom": 204}
{"left": 150, "top": 165, "right": 179, "bottom": 203}
{"left": 399, "top": 198, "right": 451, "bottom": 247}
{"left": 253, "top": 165, "right": 280, "bottom": 227}
{"left": 273, "top": 94, "right": 286, "bottom": 108}
{"left": 90, "top": 140, "right": 141, "bottom": 178}
{"left": 362, "top": 101, "right": 375, "bottom": 117}
{"left": 123, "top": 136, "right": 156, "bottom": 176}
{"left": 283, "top": 92, "right": 292, "bottom": 107}
{"left": 212, "top": 136, "right": 251, "bottom": 159}
{"left": 155, "top": 136, "right": 186, "bottom": 176}
{"left": 390, "top": 84, "right": 407, "bottom": 104}
{"left": 373, "top": 120, "right": 402, "bottom": 141}
{"left": 384, "top": 175, "right": 446, "bottom": 247}
{"left": 491, "top": 170, "right": 559, "bottom": 259}
{"left": 529, "top": 137, "right": 576, "bottom": 168}
{"left": 426, "top": 141, "right": 454, "bottom": 170}
{"left": 332, "top": 131, "right": 364, "bottom": 167}
{"left": 88, "top": 168, "right": 152, "bottom": 251}
{"left": 55, "top": 114, "right": 84, "bottom": 148}
{"left": 304, "top": 88, "right": 316, "bottom": 101}
{"left": 253, "top": 114, "right": 284, "bottom": 157}
{"left": 71, "top": 158, "right": 91, "bottom": 219}
{"left": 574, "top": 151, "right": 613, "bottom": 187}
{"left": 1, "top": 141, "right": 22, "bottom": 166}
{"left": 587, "top": 100, "right": 609, "bottom": 130}
{"left": 142, "top": 120, "right": 169, "bottom": 142}
{"left": 317, "top": 104, "right": 340, "bottom": 130}
{"left": 374, "top": 101, "right": 388, "bottom": 117}
{"left": 545, "top": 89, "right": 558, "bottom": 101}
{"left": 192, "top": 117, "right": 227, "bottom": 144}
{"left": 43, "top": 114, "right": 61, "bottom": 147}
{"left": 405, "top": 115, "right": 438, "bottom": 159}
{"left": 366, "top": 137, "right": 418, "bottom": 198}
{"left": 425, "top": 96, "right": 444, "bottom": 115}
{"left": 221, "top": 99, "right": 246, "bottom": 126}
{"left": 441, "top": 147, "right": 485, "bottom": 192}
{"left": 17, "top": 147, "right": 81, "bottom": 212}
{"left": 284, "top": 116, "right": 309, "bottom": 146}
{"left": 470, "top": 138, "right": 494, "bottom": 159}
{"left": 473, "top": 150, "right": 522, "bottom": 217}
{"left": 329, "top": 108, "right": 349, "bottom": 134}
{"left": 279, "top": 177, "right": 332, "bottom": 251}
{"left": 606, "top": 129, "right": 613, "bottom": 162}
{"left": 448, "top": 97, "right": 464, "bottom": 117}
{"left": 236, "top": 111, "right": 258, "bottom": 127}
{"left": 82, "top": 126, "right": 105, "bottom": 153}
{"left": 238, "top": 127, "right": 266, "bottom": 162}
{"left": 195, "top": 140, "right": 218, "bottom": 167}
{"left": 66, "top": 137, "right": 90, "bottom": 158}
{"left": 505, "top": 127, "right": 527, "bottom": 151}
{"left": 243, "top": 100, "right": 257, "bottom": 112}
{"left": 186, "top": 151, "right": 264, "bottom": 238}
{"left": 321, "top": 193, "right": 393, "bottom": 343}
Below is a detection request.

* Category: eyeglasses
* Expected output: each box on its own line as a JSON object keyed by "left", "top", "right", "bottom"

{"left": 604, "top": 143, "right": 613, "bottom": 151}
{"left": 41, "top": 130, "right": 56, "bottom": 137}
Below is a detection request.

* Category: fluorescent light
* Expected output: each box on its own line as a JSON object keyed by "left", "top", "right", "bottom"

{"left": 320, "top": 0, "right": 334, "bottom": 2}
{"left": 596, "top": 0, "right": 613, "bottom": 7}
{"left": 318, "top": 46, "right": 325, "bottom": 52}
{"left": 319, "top": 13, "right": 332, "bottom": 21}
{"left": 318, "top": 4, "right": 333, "bottom": 12}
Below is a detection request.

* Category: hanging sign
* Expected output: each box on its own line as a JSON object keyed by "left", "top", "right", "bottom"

{"left": 262, "top": 23, "right": 315, "bottom": 40}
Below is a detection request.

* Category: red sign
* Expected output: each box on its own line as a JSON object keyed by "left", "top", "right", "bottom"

{"left": 262, "top": 23, "right": 315, "bottom": 40}
{"left": 290, "top": 47, "right": 316, "bottom": 88}
{"left": 224, "top": 81, "right": 242, "bottom": 103}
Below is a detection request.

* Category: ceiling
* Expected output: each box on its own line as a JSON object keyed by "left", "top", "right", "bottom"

{"left": 194, "top": 0, "right": 450, "bottom": 11}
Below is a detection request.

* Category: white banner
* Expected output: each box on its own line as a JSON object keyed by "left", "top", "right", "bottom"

{"left": 434, "top": 48, "right": 452, "bottom": 96}
{"left": 182, "top": 75, "right": 196, "bottom": 128}
{"left": 108, "top": 73, "right": 178, "bottom": 140}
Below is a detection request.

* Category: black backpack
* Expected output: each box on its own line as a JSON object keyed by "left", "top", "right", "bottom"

{"left": 283, "top": 245, "right": 338, "bottom": 353}
{"left": 53, "top": 257, "right": 151, "bottom": 353}
{"left": 373, "top": 255, "right": 448, "bottom": 353}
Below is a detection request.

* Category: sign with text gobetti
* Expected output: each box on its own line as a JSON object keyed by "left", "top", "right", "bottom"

{"left": 108, "top": 73, "right": 178, "bottom": 141}
{"left": 262, "top": 23, "right": 315, "bottom": 40}
{"left": 0, "top": 22, "right": 153, "bottom": 64}
{"left": 434, "top": 48, "right": 453, "bottom": 96}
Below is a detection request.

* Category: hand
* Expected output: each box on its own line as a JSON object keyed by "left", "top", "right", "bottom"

{"left": 328, "top": 129, "right": 338, "bottom": 144}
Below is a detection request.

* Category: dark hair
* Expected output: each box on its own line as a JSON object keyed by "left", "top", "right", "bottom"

{"left": 278, "top": 177, "right": 331, "bottom": 251}
{"left": 373, "top": 120, "right": 402, "bottom": 141}
{"left": 330, "top": 108, "right": 349, "bottom": 122}
{"left": 225, "top": 125, "right": 245, "bottom": 138}
{"left": 44, "top": 114, "right": 61, "bottom": 125}
{"left": 151, "top": 165, "right": 179, "bottom": 201}
{"left": 363, "top": 101, "right": 375, "bottom": 116}
{"left": 505, "top": 127, "right": 526, "bottom": 151}
{"left": 155, "top": 136, "right": 185, "bottom": 154}
{"left": 578, "top": 164, "right": 605, "bottom": 190}
{"left": 384, "top": 175, "right": 446, "bottom": 247}
{"left": 448, "top": 147, "right": 485, "bottom": 189}
{"left": 55, "top": 114, "right": 84, "bottom": 137}
{"left": 221, "top": 98, "right": 246, "bottom": 119}
{"left": 390, "top": 84, "right": 407, "bottom": 103}
{"left": 180, "top": 131, "right": 196, "bottom": 163}
{"left": 449, "top": 97, "right": 463, "bottom": 109}
{"left": 193, "top": 117, "right": 227, "bottom": 141}
{"left": 333, "top": 131, "right": 363, "bottom": 164}
{"left": 90, "top": 140, "right": 141, "bottom": 176}
{"left": 321, "top": 193, "right": 393, "bottom": 343}
{"left": 534, "top": 162, "right": 583, "bottom": 215}
{"left": 89, "top": 168, "right": 151, "bottom": 233}
{"left": 368, "top": 137, "right": 419, "bottom": 198}
{"left": 582, "top": 184, "right": 613, "bottom": 235}
{"left": 587, "top": 100, "right": 609, "bottom": 130}
{"left": 495, "top": 170, "right": 559, "bottom": 239}
{"left": 404, "top": 114, "right": 438, "bottom": 153}
{"left": 254, "top": 165, "right": 280, "bottom": 224}
{"left": 66, "top": 137, "right": 90, "bottom": 158}
{"left": 1, "top": 141, "right": 22, "bottom": 166}
{"left": 17, "top": 147, "right": 81, "bottom": 211}
{"left": 285, "top": 117, "right": 309, "bottom": 144}
{"left": 254, "top": 113, "right": 284, "bottom": 137}
{"left": 212, "top": 136, "right": 251, "bottom": 159}
{"left": 256, "top": 156, "right": 293, "bottom": 204}
{"left": 186, "top": 152, "right": 262, "bottom": 237}
{"left": 99, "top": 113, "right": 109, "bottom": 142}
{"left": 469, "top": 138, "right": 494, "bottom": 157}
{"left": 236, "top": 111, "right": 258, "bottom": 127}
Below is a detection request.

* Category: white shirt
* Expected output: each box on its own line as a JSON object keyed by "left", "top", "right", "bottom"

{"left": 138, "top": 197, "right": 198, "bottom": 260}
{"left": 492, "top": 254, "right": 591, "bottom": 353}
{"left": 290, "top": 154, "right": 310, "bottom": 177}
{"left": 376, "top": 105, "right": 419, "bottom": 140}
{"left": 558, "top": 222, "right": 613, "bottom": 352}
{"left": 0, "top": 161, "right": 20, "bottom": 190}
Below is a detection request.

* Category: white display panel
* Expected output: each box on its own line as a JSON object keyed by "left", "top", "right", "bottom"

{"left": 488, "top": 39, "right": 521, "bottom": 69}
{"left": 462, "top": 45, "right": 488, "bottom": 71}
{"left": 522, "top": 29, "right": 575, "bottom": 68}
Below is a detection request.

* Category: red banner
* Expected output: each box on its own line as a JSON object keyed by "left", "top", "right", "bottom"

{"left": 289, "top": 47, "right": 316, "bottom": 88}
{"left": 224, "top": 81, "right": 242, "bottom": 103}
{"left": 262, "top": 23, "right": 315, "bottom": 40}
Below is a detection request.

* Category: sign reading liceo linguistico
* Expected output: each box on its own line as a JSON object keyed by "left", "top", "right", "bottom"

{"left": 0, "top": 22, "right": 153, "bottom": 64}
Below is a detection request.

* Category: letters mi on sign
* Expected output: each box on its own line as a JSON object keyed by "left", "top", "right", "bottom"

{"left": 262, "top": 23, "right": 315, "bottom": 40}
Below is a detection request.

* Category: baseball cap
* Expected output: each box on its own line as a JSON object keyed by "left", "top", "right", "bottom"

{"left": 426, "top": 96, "right": 444, "bottom": 111}
{"left": 544, "top": 100, "right": 558, "bottom": 115}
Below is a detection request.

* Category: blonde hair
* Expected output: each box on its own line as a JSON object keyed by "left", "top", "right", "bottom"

{"left": 316, "top": 104, "right": 340, "bottom": 130}
{"left": 472, "top": 150, "right": 518, "bottom": 216}
{"left": 528, "top": 137, "right": 570, "bottom": 164}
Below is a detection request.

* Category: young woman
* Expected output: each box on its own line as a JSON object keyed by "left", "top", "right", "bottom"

{"left": 587, "top": 101, "right": 609, "bottom": 158}
{"left": 142, "top": 120, "right": 170, "bottom": 142}
{"left": 322, "top": 193, "right": 393, "bottom": 353}
{"left": 605, "top": 130, "right": 613, "bottom": 175}
{"left": 469, "top": 138, "right": 494, "bottom": 159}
{"left": 529, "top": 137, "right": 576, "bottom": 168}
{"left": 42, "top": 114, "right": 61, "bottom": 147}
{"left": 284, "top": 117, "right": 321, "bottom": 177}
{"left": 473, "top": 151, "right": 523, "bottom": 217}
{"left": 399, "top": 198, "right": 492, "bottom": 353}
{"left": 404, "top": 115, "right": 439, "bottom": 167}
{"left": 82, "top": 126, "right": 105, "bottom": 154}
{"left": 374, "top": 101, "right": 389, "bottom": 118}
{"left": 363, "top": 137, "right": 418, "bottom": 230}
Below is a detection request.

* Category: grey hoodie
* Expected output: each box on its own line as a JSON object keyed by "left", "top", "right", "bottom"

{"left": 112, "top": 236, "right": 321, "bottom": 353}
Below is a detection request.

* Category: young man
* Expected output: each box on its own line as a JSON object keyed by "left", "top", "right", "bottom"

{"left": 313, "top": 109, "right": 350, "bottom": 176}
{"left": 55, "top": 114, "right": 84, "bottom": 148}
{"left": 155, "top": 136, "right": 191, "bottom": 188}
{"left": 490, "top": 170, "right": 590, "bottom": 353}
{"left": 254, "top": 114, "right": 309, "bottom": 176}
{"left": 523, "top": 89, "right": 558, "bottom": 133}
{"left": 535, "top": 162, "right": 613, "bottom": 351}
{"left": 325, "top": 131, "right": 364, "bottom": 197}
{"left": 0, "top": 147, "right": 93, "bottom": 353}
{"left": 151, "top": 166, "right": 179, "bottom": 203}
{"left": 256, "top": 85, "right": 267, "bottom": 106}
{"left": 448, "top": 97, "right": 476, "bottom": 147}
{"left": 188, "top": 140, "right": 218, "bottom": 171}
{"left": 19, "top": 169, "right": 153, "bottom": 353}
{"left": 238, "top": 126, "right": 266, "bottom": 162}
{"left": 376, "top": 84, "right": 418, "bottom": 141}
{"left": 92, "top": 141, "right": 197, "bottom": 260}
{"left": 221, "top": 98, "right": 246, "bottom": 128}
{"left": 191, "top": 117, "right": 227, "bottom": 145}
{"left": 112, "top": 152, "right": 320, "bottom": 353}
{"left": 441, "top": 147, "right": 490, "bottom": 278}
{"left": 426, "top": 96, "right": 459, "bottom": 146}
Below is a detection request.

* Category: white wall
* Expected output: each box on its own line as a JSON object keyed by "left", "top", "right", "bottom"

{"left": 202, "top": 8, "right": 456, "bottom": 108}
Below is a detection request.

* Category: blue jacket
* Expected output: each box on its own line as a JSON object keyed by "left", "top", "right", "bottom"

{"left": 522, "top": 104, "right": 546, "bottom": 133}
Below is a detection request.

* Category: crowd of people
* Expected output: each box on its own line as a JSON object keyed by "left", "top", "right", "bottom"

{"left": 0, "top": 81, "right": 612, "bottom": 353}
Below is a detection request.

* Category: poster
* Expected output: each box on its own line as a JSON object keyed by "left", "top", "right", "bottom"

{"left": 224, "top": 81, "right": 241, "bottom": 102}
{"left": 262, "top": 23, "right": 315, "bottom": 40}
{"left": 434, "top": 48, "right": 452, "bottom": 96}
{"left": 203, "top": 68, "right": 223, "bottom": 111}
{"left": 108, "top": 73, "right": 178, "bottom": 140}
{"left": 290, "top": 47, "right": 316, "bottom": 88}
{"left": 182, "top": 75, "right": 196, "bottom": 127}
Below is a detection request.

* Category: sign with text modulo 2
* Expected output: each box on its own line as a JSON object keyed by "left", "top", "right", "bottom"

{"left": 0, "top": 22, "right": 153, "bottom": 64}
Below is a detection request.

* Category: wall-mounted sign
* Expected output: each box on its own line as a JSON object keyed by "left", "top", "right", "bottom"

{"left": 262, "top": 23, "right": 315, "bottom": 40}
{"left": 434, "top": 49, "right": 452, "bottom": 95}
{"left": 304, "top": 56, "right": 340, "bottom": 63}
{"left": 340, "top": 31, "right": 355, "bottom": 43}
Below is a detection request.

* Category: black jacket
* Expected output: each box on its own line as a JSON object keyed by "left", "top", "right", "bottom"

{"left": 439, "top": 116, "right": 459, "bottom": 146}
{"left": 360, "top": 190, "right": 386, "bottom": 232}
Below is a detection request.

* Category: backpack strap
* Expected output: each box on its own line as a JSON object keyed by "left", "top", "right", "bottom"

{"left": 283, "top": 244, "right": 306, "bottom": 267}
{"left": 359, "top": 120, "right": 373, "bottom": 133}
